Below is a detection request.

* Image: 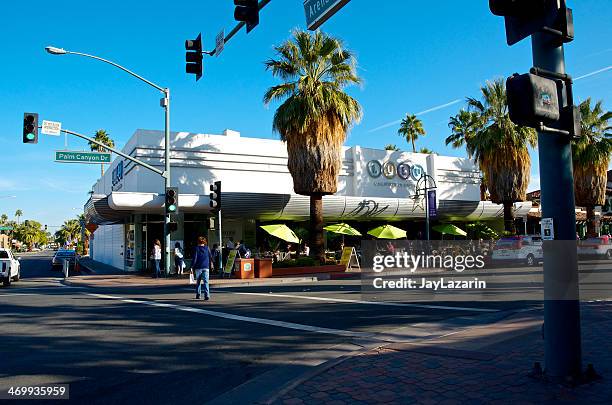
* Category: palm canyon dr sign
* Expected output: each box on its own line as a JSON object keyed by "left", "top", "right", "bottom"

{"left": 304, "top": 0, "right": 351, "bottom": 30}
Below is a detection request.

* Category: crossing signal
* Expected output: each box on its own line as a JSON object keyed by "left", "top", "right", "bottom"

{"left": 489, "top": 0, "right": 573, "bottom": 46}
{"left": 506, "top": 69, "right": 581, "bottom": 138}
{"left": 234, "top": 0, "right": 259, "bottom": 33}
{"left": 185, "top": 33, "right": 203, "bottom": 81}
{"left": 168, "top": 222, "right": 178, "bottom": 233}
{"left": 23, "top": 113, "right": 39, "bottom": 144}
{"left": 165, "top": 187, "right": 179, "bottom": 215}
{"left": 209, "top": 181, "right": 221, "bottom": 212}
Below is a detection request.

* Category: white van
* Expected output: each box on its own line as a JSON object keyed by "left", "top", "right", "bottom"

{"left": 491, "top": 236, "right": 543, "bottom": 267}
{"left": 0, "top": 248, "right": 21, "bottom": 286}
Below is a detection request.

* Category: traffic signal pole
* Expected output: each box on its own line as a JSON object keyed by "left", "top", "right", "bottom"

{"left": 163, "top": 89, "right": 171, "bottom": 276}
{"left": 531, "top": 31, "right": 582, "bottom": 379}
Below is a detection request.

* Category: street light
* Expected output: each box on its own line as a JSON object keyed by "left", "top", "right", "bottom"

{"left": 46, "top": 45, "right": 173, "bottom": 276}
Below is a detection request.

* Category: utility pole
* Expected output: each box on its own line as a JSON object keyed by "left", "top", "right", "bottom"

{"left": 532, "top": 30, "right": 582, "bottom": 379}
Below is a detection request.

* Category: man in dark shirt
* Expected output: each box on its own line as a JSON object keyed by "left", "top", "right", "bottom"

{"left": 192, "top": 236, "right": 212, "bottom": 300}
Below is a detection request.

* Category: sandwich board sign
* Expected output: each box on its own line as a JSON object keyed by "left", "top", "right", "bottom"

{"left": 304, "top": 0, "right": 351, "bottom": 31}
{"left": 224, "top": 249, "right": 238, "bottom": 276}
{"left": 339, "top": 246, "right": 360, "bottom": 270}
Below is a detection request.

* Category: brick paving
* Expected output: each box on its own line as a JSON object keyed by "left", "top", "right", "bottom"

{"left": 277, "top": 302, "right": 612, "bottom": 404}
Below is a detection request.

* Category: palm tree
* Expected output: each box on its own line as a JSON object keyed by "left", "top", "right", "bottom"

{"left": 0, "top": 214, "right": 7, "bottom": 225}
{"left": 15, "top": 209, "right": 23, "bottom": 225}
{"left": 447, "top": 79, "right": 537, "bottom": 233}
{"left": 59, "top": 219, "right": 81, "bottom": 248}
{"left": 419, "top": 147, "right": 436, "bottom": 154}
{"left": 264, "top": 30, "right": 362, "bottom": 263}
{"left": 385, "top": 144, "right": 400, "bottom": 151}
{"left": 398, "top": 114, "right": 426, "bottom": 153}
{"left": 89, "top": 129, "right": 115, "bottom": 176}
{"left": 573, "top": 98, "right": 612, "bottom": 236}
{"left": 447, "top": 109, "right": 489, "bottom": 200}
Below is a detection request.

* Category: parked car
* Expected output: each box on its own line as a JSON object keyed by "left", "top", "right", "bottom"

{"left": 491, "top": 235, "right": 543, "bottom": 267}
{"left": 0, "top": 248, "right": 21, "bottom": 286}
{"left": 578, "top": 236, "right": 612, "bottom": 260}
{"left": 51, "top": 250, "right": 77, "bottom": 270}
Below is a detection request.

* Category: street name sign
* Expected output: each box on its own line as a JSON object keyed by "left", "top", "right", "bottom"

{"left": 304, "top": 0, "right": 351, "bottom": 31}
{"left": 55, "top": 150, "right": 112, "bottom": 164}
{"left": 41, "top": 120, "right": 62, "bottom": 136}
{"left": 215, "top": 30, "right": 225, "bottom": 57}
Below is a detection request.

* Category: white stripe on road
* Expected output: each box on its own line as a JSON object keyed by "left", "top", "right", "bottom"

{"left": 212, "top": 291, "right": 499, "bottom": 313}
{"left": 0, "top": 293, "right": 41, "bottom": 297}
{"left": 85, "top": 293, "right": 386, "bottom": 341}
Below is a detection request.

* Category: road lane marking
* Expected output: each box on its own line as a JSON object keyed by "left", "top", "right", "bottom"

{"left": 210, "top": 291, "right": 499, "bottom": 313}
{"left": 85, "top": 293, "right": 400, "bottom": 341}
{"left": 0, "top": 293, "right": 41, "bottom": 297}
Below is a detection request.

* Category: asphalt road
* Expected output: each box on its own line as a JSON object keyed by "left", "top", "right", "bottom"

{"left": 1, "top": 251, "right": 610, "bottom": 404}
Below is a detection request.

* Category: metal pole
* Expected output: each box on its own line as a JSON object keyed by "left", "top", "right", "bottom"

{"left": 424, "top": 178, "right": 430, "bottom": 241}
{"left": 532, "top": 31, "right": 582, "bottom": 379}
{"left": 218, "top": 210, "right": 223, "bottom": 275}
{"left": 163, "top": 89, "right": 171, "bottom": 276}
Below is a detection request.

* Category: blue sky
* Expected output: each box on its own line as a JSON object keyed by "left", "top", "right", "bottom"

{"left": 1, "top": 0, "right": 611, "bottom": 229}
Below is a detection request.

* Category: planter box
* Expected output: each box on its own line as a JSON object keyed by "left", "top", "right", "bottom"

{"left": 254, "top": 258, "right": 273, "bottom": 278}
{"left": 272, "top": 264, "right": 346, "bottom": 277}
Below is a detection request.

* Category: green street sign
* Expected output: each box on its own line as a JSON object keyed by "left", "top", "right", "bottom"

{"left": 55, "top": 150, "right": 112, "bottom": 164}
{"left": 304, "top": 0, "right": 351, "bottom": 31}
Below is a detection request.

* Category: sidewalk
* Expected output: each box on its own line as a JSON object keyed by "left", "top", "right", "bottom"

{"left": 274, "top": 301, "right": 612, "bottom": 405}
{"left": 66, "top": 257, "right": 318, "bottom": 288}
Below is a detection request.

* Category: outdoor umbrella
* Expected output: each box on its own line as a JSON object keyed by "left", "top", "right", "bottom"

{"left": 324, "top": 223, "right": 362, "bottom": 236}
{"left": 260, "top": 224, "right": 300, "bottom": 243}
{"left": 432, "top": 224, "right": 467, "bottom": 237}
{"left": 367, "top": 224, "right": 407, "bottom": 240}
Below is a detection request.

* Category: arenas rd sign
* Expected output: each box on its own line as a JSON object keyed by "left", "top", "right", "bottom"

{"left": 304, "top": 0, "right": 351, "bottom": 31}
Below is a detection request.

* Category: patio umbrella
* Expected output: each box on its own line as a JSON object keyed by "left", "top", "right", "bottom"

{"left": 367, "top": 224, "right": 407, "bottom": 240}
{"left": 260, "top": 224, "right": 300, "bottom": 243}
{"left": 324, "top": 223, "right": 362, "bottom": 237}
{"left": 432, "top": 224, "right": 467, "bottom": 237}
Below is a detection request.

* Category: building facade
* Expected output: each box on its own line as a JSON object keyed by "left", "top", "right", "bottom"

{"left": 85, "top": 129, "right": 531, "bottom": 271}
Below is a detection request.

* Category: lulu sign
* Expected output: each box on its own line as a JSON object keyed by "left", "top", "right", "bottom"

{"left": 366, "top": 160, "right": 425, "bottom": 182}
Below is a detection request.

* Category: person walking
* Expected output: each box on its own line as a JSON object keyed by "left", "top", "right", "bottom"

{"left": 192, "top": 236, "right": 212, "bottom": 300}
{"left": 211, "top": 243, "right": 221, "bottom": 274}
{"left": 174, "top": 242, "right": 185, "bottom": 275}
{"left": 152, "top": 239, "right": 162, "bottom": 278}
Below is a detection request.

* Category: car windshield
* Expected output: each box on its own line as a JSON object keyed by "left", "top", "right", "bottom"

{"left": 583, "top": 238, "right": 605, "bottom": 245}
{"left": 0, "top": 251, "right": 9, "bottom": 259}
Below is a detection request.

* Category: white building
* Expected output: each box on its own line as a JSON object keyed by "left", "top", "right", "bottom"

{"left": 85, "top": 129, "right": 530, "bottom": 271}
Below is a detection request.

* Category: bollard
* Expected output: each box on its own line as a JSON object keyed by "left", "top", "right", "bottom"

{"left": 63, "top": 259, "right": 69, "bottom": 278}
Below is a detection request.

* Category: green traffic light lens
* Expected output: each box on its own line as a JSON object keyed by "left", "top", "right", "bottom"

{"left": 168, "top": 205, "right": 176, "bottom": 212}
{"left": 26, "top": 133, "right": 35, "bottom": 140}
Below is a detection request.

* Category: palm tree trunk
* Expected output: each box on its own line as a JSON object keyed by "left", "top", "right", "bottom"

{"left": 503, "top": 202, "right": 516, "bottom": 235}
{"left": 412, "top": 139, "right": 416, "bottom": 153}
{"left": 101, "top": 164, "right": 105, "bottom": 176}
{"left": 310, "top": 194, "right": 325, "bottom": 264}
{"left": 586, "top": 205, "right": 598, "bottom": 237}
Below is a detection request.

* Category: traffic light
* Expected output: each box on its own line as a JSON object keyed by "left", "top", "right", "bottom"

{"left": 507, "top": 73, "right": 560, "bottom": 128}
{"left": 209, "top": 181, "right": 221, "bottom": 212}
{"left": 185, "top": 33, "right": 203, "bottom": 81}
{"left": 165, "top": 187, "right": 179, "bottom": 215}
{"left": 23, "top": 113, "right": 39, "bottom": 144}
{"left": 234, "top": 0, "right": 259, "bottom": 33}
{"left": 489, "top": 0, "right": 573, "bottom": 46}
{"left": 44, "top": 225, "right": 48, "bottom": 232}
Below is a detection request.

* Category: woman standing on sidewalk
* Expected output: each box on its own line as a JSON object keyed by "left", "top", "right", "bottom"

{"left": 152, "top": 239, "right": 162, "bottom": 278}
{"left": 192, "top": 236, "right": 212, "bottom": 300}
{"left": 174, "top": 242, "right": 185, "bottom": 275}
